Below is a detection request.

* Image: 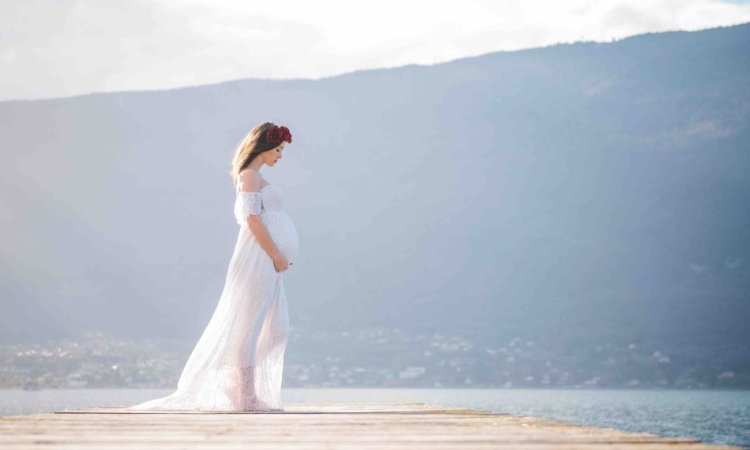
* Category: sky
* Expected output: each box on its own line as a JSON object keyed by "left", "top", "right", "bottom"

{"left": 1, "top": 0, "right": 750, "bottom": 102}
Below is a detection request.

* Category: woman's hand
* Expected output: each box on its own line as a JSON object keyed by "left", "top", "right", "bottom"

{"left": 272, "top": 253, "right": 291, "bottom": 272}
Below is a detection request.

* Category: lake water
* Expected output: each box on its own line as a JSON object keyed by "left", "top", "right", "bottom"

{"left": 1, "top": 388, "right": 747, "bottom": 449}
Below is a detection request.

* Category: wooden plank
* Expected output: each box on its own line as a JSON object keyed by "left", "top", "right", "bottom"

{"left": 0, "top": 402, "right": 741, "bottom": 450}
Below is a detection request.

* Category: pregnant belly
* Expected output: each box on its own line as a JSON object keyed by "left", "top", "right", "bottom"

{"left": 264, "top": 211, "right": 299, "bottom": 263}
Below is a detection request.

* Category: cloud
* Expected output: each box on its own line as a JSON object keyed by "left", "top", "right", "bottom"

{"left": 1, "top": 0, "right": 749, "bottom": 101}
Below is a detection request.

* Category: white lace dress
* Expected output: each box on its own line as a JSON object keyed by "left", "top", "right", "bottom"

{"left": 126, "top": 181, "right": 299, "bottom": 412}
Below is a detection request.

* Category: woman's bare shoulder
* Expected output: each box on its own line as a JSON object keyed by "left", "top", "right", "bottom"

{"left": 238, "top": 168, "right": 261, "bottom": 192}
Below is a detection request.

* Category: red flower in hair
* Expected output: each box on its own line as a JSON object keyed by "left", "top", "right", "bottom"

{"left": 265, "top": 125, "right": 293, "bottom": 146}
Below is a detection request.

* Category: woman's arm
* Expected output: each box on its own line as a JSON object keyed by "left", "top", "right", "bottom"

{"left": 239, "top": 170, "right": 283, "bottom": 261}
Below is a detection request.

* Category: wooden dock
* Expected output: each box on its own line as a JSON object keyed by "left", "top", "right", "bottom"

{"left": 0, "top": 402, "right": 742, "bottom": 449}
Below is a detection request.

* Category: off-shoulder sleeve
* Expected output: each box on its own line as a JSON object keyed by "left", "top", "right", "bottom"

{"left": 239, "top": 191, "right": 263, "bottom": 216}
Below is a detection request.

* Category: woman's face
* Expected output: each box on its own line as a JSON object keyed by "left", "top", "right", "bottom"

{"left": 265, "top": 144, "right": 284, "bottom": 167}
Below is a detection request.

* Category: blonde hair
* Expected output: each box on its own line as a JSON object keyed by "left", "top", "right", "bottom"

{"left": 229, "top": 121, "right": 279, "bottom": 188}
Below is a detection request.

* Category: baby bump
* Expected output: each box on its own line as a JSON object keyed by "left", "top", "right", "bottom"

{"left": 264, "top": 212, "right": 299, "bottom": 263}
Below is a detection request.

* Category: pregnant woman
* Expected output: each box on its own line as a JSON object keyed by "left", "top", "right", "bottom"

{"left": 127, "top": 122, "right": 299, "bottom": 412}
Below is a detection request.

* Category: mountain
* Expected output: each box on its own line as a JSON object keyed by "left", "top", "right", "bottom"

{"left": 1, "top": 23, "right": 748, "bottom": 367}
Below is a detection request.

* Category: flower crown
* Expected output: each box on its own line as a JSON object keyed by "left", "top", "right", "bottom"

{"left": 265, "top": 125, "right": 293, "bottom": 146}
